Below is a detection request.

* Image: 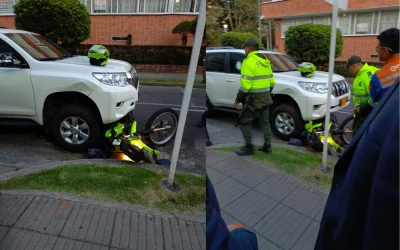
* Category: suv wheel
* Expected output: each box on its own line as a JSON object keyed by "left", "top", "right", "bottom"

{"left": 270, "top": 104, "right": 304, "bottom": 141}
{"left": 52, "top": 104, "right": 100, "bottom": 152}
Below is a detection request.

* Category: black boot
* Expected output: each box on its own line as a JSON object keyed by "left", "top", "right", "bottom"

{"left": 258, "top": 142, "right": 272, "bottom": 154}
{"left": 235, "top": 144, "right": 254, "bottom": 156}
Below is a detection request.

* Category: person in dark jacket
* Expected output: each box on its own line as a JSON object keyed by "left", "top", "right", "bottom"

{"left": 206, "top": 175, "right": 258, "bottom": 250}
{"left": 314, "top": 79, "right": 399, "bottom": 250}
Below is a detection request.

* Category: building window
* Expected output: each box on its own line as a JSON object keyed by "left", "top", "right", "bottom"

{"left": 379, "top": 10, "right": 398, "bottom": 33}
{"left": 281, "top": 9, "right": 399, "bottom": 38}
{"left": 0, "top": 0, "right": 199, "bottom": 14}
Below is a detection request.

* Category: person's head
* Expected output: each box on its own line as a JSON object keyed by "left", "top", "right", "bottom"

{"left": 344, "top": 56, "right": 363, "bottom": 76}
{"left": 243, "top": 38, "right": 259, "bottom": 56}
{"left": 376, "top": 28, "right": 399, "bottom": 62}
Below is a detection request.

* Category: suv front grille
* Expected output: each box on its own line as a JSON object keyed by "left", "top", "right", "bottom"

{"left": 129, "top": 67, "right": 138, "bottom": 88}
{"left": 332, "top": 80, "right": 349, "bottom": 97}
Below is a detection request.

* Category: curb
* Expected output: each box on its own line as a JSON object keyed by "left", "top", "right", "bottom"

{"left": 208, "top": 142, "right": 339, "bottom": 163}
{"left": 207, "top": 147, "right": 331, "bottom": 195}
{"left": 0, "top": 190, "right": 205, "bottom": 223}
{"left": 140, "top": 82, "right": 206, "bottom": 89}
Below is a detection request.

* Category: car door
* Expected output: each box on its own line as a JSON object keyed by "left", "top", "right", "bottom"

{"left": 225, "top": 52, "right": 246, "bottom": 106}
{"left": 0, "top": 37, "right": 36, "bottom": 116}
{"left": 206, "top": 52, "right": 227, "bottom": 107}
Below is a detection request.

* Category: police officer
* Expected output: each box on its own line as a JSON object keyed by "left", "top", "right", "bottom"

{"left": 234, "top": 38, "right": 275, "bottom": 156}
{"left": 344, "top": 55, "right": 379, "bottom": 135}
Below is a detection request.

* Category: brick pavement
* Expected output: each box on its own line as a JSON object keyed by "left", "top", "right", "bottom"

{"left": 0, "top": 193, "right": 205, "bottom": 250}
{"left": 207, "top": 149, "right": 329, "bottom": 250}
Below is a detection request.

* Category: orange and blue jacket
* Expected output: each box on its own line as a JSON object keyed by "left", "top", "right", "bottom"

{"left": 369, "top": 55, "right": 400, "bottom": 103}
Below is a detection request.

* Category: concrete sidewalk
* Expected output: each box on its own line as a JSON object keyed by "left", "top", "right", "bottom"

{"left": 0, "top": 190, "right": 206, "bottom": 250}
{"left": 207, "top": 149, "right": 328, "bottom": 250}
{"left": 139, "top": 72, "right": 203, "bottom": 82}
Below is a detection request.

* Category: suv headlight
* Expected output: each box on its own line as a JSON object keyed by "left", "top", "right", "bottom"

{"left": 93, "top": 72, "right": 132, "bottom": 87}
{"left": 298, "top": 82, "right": 328, "bottom": 94}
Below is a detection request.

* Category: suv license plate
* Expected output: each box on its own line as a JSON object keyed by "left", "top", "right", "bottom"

{"left": 340, "top": 97, "right": 348, "bottom": 106}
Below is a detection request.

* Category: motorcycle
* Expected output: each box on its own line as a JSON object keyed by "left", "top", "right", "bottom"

{"left": 303, "top": 117, "right": 345, "bottom": 158}
{"left": 88, "top": 108, "right": 179, "bottom": 164}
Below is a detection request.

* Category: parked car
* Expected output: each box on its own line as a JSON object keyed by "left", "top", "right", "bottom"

{"left": 206, "top": 47, "right": 351, "bottom": 141}
{"left": 0, "top": 28, "right": 139, "bottom": 151}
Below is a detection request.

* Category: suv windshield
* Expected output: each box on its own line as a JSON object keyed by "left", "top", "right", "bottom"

{"left": 4, "top": 33, "right": 71, "bottom": 61}
{"left": 261, "top": 53, "right": 299, "bottom": 72}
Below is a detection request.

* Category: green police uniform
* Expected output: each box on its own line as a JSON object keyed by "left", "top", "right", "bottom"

{"left": 352, "top": 63, "right": 379, "bottom": 135}
{"left": 235, "top": 48, "right": 275, "bottom": 155}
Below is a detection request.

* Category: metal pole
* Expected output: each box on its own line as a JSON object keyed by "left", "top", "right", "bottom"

{"left": 269, "top": 19, "right": 272, "bottom": 50}
{"left": 321, "top": 0, "right": 339, "bottom": 170}
{"left": 258, "top": 0, "right": 262, "bottom": 41}
{"left": 167, "top": 0, "right": 205, "bottom": 186}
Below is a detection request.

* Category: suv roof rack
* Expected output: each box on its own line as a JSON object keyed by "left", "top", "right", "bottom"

{"left": 206, "top": 46, "right": 235, "bottom": 50}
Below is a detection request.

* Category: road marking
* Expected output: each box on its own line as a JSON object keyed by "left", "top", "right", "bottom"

{"left": 136, "top": 102, "right": 205, "bottom": 109}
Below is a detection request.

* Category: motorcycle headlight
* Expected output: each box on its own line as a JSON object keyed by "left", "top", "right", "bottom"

{"left": 298, "top": 82, "right": 328, "bottom": 94}
{"left": 93, "top": 72, "right": 131, "bottom": 87}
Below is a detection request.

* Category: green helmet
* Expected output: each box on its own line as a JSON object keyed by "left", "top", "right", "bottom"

{"left": 88, "top": 45, "right": 109, "bottom": 66}
{"left": 298, "top": 62, "right": 316, "bottom": 78}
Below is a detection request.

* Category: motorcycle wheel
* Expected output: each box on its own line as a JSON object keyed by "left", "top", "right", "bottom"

{"left": 339, "top": 115, "right": 354, "bottom": 145}
{"left": 145, "top": 108, "right": 179, "bottom": 146}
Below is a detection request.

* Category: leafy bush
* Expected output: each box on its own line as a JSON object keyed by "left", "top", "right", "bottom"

{"left": 285, "top": 24, "right": 343, "bottom": 65}
{"left": 14, "top": 0, "right": 91, "bottom": 46}
{"left": 220, "top": 32, "right": 263, "bottom": 49}
{"left": 316, "top": 61, "right": 384, "bottom": 78}
{"left": 64, "top": 45, "right": 205, "bottom": 65}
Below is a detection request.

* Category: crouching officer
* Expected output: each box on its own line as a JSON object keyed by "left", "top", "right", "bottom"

{"left": 234, "top": 38, "right": 275, "bottom": 156}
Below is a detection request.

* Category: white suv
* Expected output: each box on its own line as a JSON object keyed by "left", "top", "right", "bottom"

{"left": 206, "top": 47, "right": 351, "bottom": 140}
{"left": 0, "top": 29, "right": 139, "bottom": 151}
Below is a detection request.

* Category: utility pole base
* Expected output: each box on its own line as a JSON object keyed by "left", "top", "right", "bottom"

{"left": 317, "top": 165, "right": 333, "bottom": 175}
{"left": 161, "top": 178, "right": 182, "bottom": 193}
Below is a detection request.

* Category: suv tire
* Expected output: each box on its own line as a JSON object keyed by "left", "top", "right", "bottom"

{"left": 270, "top": 104, "right": 304, "bottom": 141}
{"left": 52, "top": 104, "right": 100, "bottom": 152}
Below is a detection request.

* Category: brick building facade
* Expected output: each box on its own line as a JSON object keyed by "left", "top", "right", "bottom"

{"left": 261, "top": 0, "right": 399, "bottom": 62}
{"left": 0, "top": 0, "right": 199, "bottom": 46}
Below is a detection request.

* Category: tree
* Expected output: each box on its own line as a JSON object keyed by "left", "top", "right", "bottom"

{"left": 14, "top": 0, "right": 91, "bottom": 46}
{"left": 172, "top": 20, "right": 193, "bottom": 46}
{"left": 284, "top": 23, "right": 343, "bottom": 65}
{"left": 220, "top": 32, "right": 263, "bottom": 49}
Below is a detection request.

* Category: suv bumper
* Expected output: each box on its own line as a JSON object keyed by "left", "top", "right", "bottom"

{"left": 299, "top": 92, "right": 351, "bottom": 121}
{"left": 89, "top": 84, "right": 139, "bottom": 124}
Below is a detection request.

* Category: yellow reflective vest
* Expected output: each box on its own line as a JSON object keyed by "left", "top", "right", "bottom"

{"left": 236, "top": 51, "right": 276, "bottom": 109}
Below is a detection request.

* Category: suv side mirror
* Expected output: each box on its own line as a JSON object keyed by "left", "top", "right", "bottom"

{"left": 0, "top": 53, "right": 15, "bottom": 67}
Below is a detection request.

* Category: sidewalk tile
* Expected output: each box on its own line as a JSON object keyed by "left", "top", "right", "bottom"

{"left": 129, "top": 212, "right": 139, "bottom": 250}
{"left": 15, "top": 196, "right": 47, "bottom": 229}
{"left": 221, "top": 210, "right": 236, "bottom": 225}
{"left": 254, "top": 204, "right": 311, "bottom": 250}
{"left": 257, "top": 235, "right": 282, "bottom": 250}
{"left": 0, "top": 195, "right": 33, "bottom": 226}
{"left": 206, "top": 150, "right": 233, "bottom": 167}
{"left": 212, "top": 157, "right": 254, "bottom": 177}
{"left": 0, "top": 226, "right": 9, "bottom": 243}
{"left": 77, "top": 205, "right": 96, "bottom": 241}
{"left": 282, "top": 185, "right": 328, "bottom": 219}
{"left": 15, "top": 230, "right": 36, "bottom": 250}
{"left": 155, "top": 216, "right": 164, "bottom": 250}
{"left": 187, "top": 222, "right": 201, "bottom": 250}
{"left": 147, "top": 215, "right": 157, "bottom": 250}
{"left": 138, "top": 214, "right": 147, "bottom": 249}
{"left": 254, "top": 174, "right": 299, "bottom": 202}
{"left": 208, "top": 134, "right": 232, "bottom": 144}
{"left": 230, "top": 166, "right": 274, "bottom": 188}
{"left": 93, "top": 207, "right": 111, "bottom": 245}
{"left": 33, "top": 234, "right": 53, "bottom": 250}
{"left": 315, "top": 208, "right": 325, "bottom": 223}
{"left": 0, "top": 166, "right": 16, "bottom": 175}
{"left": 0, "top": 228, "right": 28, "bottom": 250}
{"left": 291, "top": 221, "right": 320, "bottom": 250}
{"left": 224, "top": 190, "right": 278, "bottom": 228}
{"left": 171, "top": 219, "right": 183, "bottom": 250}
{"left": 36, "top": 199, "right": 62, "bottom": 233}
{"left": 51, "top": 200, "right": 75, "bottom": 235}
{"left": 195, "top": 222, "right": 206, "bottom": 250}
{"left": 179, "top": 220, "right": 192, "bottom": 250}
{"left": 43, "top": 235, "right": 58, "bottom": 250}
{"left": 207, "top": 168, "right": 228, "bottom": 185}
{"left": 214, "top": 178, "right": 251, "bottom": 208}
{"left": 163, "top": 218, "right": 174, "bottom": 250}
{"left": 110, "top": 209, "right": 124, "bottom": 248}
{"left": 84, "top": 206, "right": 102, "bottom": 243}
{"left": 120, "top": 211, "right": 131, "bottom": 250}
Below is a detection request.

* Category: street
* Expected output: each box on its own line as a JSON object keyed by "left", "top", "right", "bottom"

{"left": 0, "top": 86, "right": 206, "bottom": 173}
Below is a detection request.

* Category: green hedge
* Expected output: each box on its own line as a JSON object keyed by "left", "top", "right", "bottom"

{"left": 63, "top": 45, "right": 205, "bottom": 65}
{"left": 220, "top": 32, "right": 263, "bottom": 49}
{"left": 285, "top": 24, "right": 343, "bottom": 65}
{"left": 316, "top": 61, "right": 384, "bottom": 77}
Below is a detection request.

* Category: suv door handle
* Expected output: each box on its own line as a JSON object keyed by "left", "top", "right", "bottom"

{"left": 226, "top": 79, "right": 234, "bottom": 82}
